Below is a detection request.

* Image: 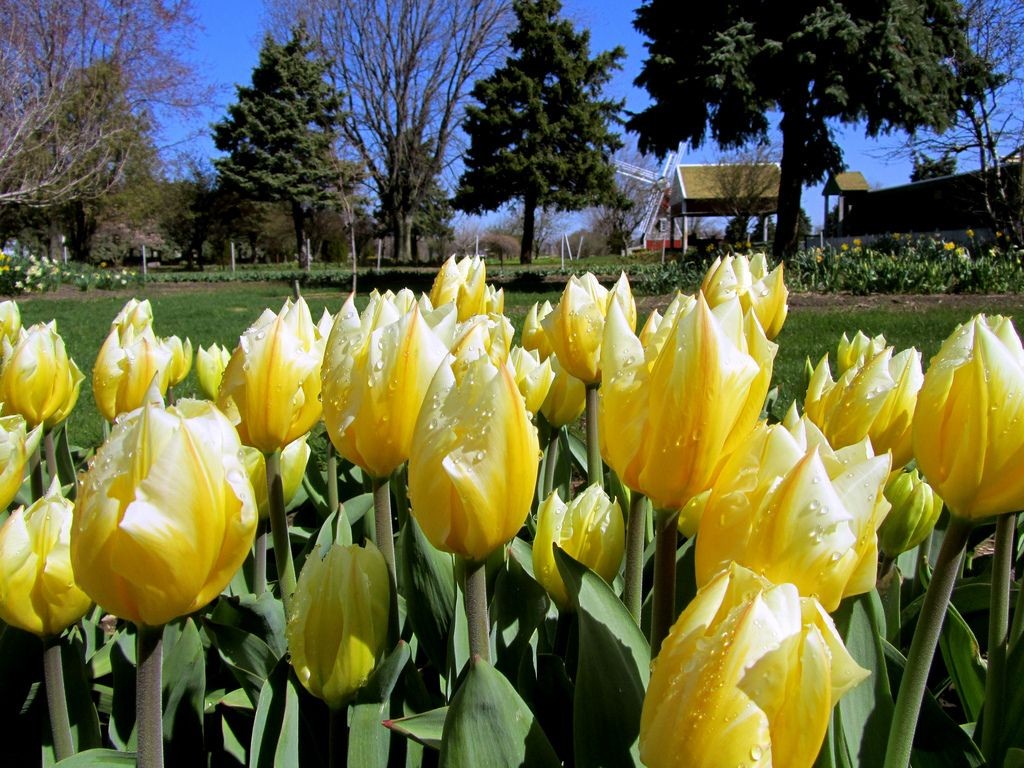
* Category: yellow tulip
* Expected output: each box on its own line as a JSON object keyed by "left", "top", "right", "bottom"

{"left": 93, "top": 324, "right": 173, "bottom": 423}
{"left": 522, "top": 300, "right": 554, "bottom": 360}
{"left": 639, "top": 563, "right": 868, "bottom": 768}
{"left": 804, "top": 345, "right": 923, "bottom": 469}
{"left": 287, "top": 542, "right": 390, "bottom": 709}
{"left": 0, "top": 482, "right": 91, "bottom": 636}
{"left": 507, "top": 346, "right": 554, "bottom": 415}
{"left": 913, "top": 314, "right": 1024, "bottom": 519}
{"left": 408, "top": 355, "right": 539, "bottom": 561}
{"left": 0, "top": 414, "right": 41, "bottom": 509}
{"left": 539, "top": 353, "right": 586, "bottom": 428}
{"left": 450, "top": 312, "right": 514, "bottom": 372}
{"left": 532, "top": 485, "right": 624, "bottom": 609}
{"left": 543, "top": 272, "right": 636, "bottom": 384}
{"left": 72, "top": 399, "right": 258, "bottom": 626}
{"left": 163, "top": 335, "right": 193, "bottom": 388}
{"left": 837, "top": 330, "right": 887, "bottom": 373}
{"left": 701, "top": 253, "right": 788, "bottom": 339}
{"left": 242, "top": 436, "right": 311, "bottom": 520}
{"left": 600, "top": 293, "right": 776, "bottom": 518}
{"left": 110, "top": 297, "right": 154, "bottom": 333}
{"left": 218, "top": 297, "right": 323, "bottom": 454}
{"left": 0, "top": 322, "right": 84, "bottom": 429}
{"left": 196, "top": 343, "right": 232, "bottom": 400}
{"left": 429, "top": 255, "right": 500, "bottom": 321}
{"left": 879, "top": 469, "right": 943, "bottom": 557}
{"left": 695, "top": 411, "right": 891, "bottom": 611}
{"left": 0, "top": 299, "right": 21, "bottom": 343}
{"left": 321, "top": 293, "right": 451, "bottom": 479}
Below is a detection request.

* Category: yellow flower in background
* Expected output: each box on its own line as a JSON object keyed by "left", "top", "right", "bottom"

{"left": 218, "top": 297, "right": 324, "bottom": 454}
{"left": 0, "top": 322, "right": 84, "bottom": 430}
{"left": 0, "top": 482, "right": 91, "bottom": 637}
{"left": 93, "top": 323, "right": 173, "bottom": 423}
{"left": 0, "top": 299, "right": 21, "bottom": 343}
{"left": 111, "top": 297, "right": 154, "bottom": 333}
{"left": 543, "top": 272, "right": 636, "bottom": 384}
{"left": 196, "top": 343, "right": 232, "bottom": 400}
{"left": 429, "top": 255, "right": 501, "bottom": 321}
{"left": 321, "top": 293, "right": 451, "bottom": 479}
{"left": 288, "top": 542, "right": 390, "bottom": 709}
{"left": 532, "top": 485, "right": 624, "bottom": 610}
{"left": 944, "top": 241, "right": 956, "bottom": 251}
{"left": 163, "top": 334, "right": 193, "bottom": 388}
{"left": 640, "top": 563, "right": 868, "bottom": 768}
{"left": 836, "top": 330, "right": 887, "bottom": 373}
{"left": 539, "top": 353, "right": 586, "bottom": 428}
{"left": 0, "top": 414, "right": 41, "bottom": 509}
{"left": 913, "top": 314, "right": 1024, "bottom": 519}
{"left": 695, "top": 411, "right": 891, "bottom": 611}
{"left": 242, "top": 436, "right": 311, "bottom": 520}
{"left": 878, "top": 469, "right": 944, "bottom": 557}
{"left": 600, "top": 293, "right": 776, "bottom": 520}
{"left": 507, "top": 346, "right": 554, "bottom": 415}
{"left": 701, "top": 253, "right": 789, "bottom": 339}
{"left": 804, "top": 344, "right": 923, "bottom": 469}
{"left": 408, "top": 355, "right": 539, "bottom": 562}
{"left": 72, "top": 399, "right": 258, "bottom": 626}
{"left": 522, "top": 300, "right": 554, "bottom": 360}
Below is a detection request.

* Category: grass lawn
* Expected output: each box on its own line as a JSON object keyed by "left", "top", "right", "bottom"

{"left": 16, "top": 282, "right": 1024, "bottom": 449}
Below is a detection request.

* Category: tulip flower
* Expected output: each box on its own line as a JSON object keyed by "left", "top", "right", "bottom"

{"left": 163, "top": 334, "right": 193, "bottom": 388}
{"left": 543, "top": 272, "right": 636, "bottom": 385}
{"left": 408, "top": 355, "right": 539, "bottom": 563}
{"left": 218, "top": 297, "right": 324, "bottom": 454}
{"left": 837, "top": 330, "right": 887, "bottom": 373}
{"left": 695, "top": 411, "right": 891, "bottom": 612}
{"left": 0, "top": 322, "right": 84, "bottom": 430}
{"left": 450, "top": 312, "right": 514, "bottom": 371}
{"left": 879, "top": 468, "right": 943, "bottom": 558}
{"left": 640, "top": 563, "right": 868, "bottom": 768}
{"left": 804, "top": 344, "right": 923, "bottom": 469}
{"left": 196, "top": 343, "right": 232, "bottom": 400}
{"left": 522, "top": 300, "right": 554, "bottom": 360}
{"left": 532, "top": 485, "right": 624, "bottom": 609}
{"left": 507, "top": 346, "right": 555, "bottom": 415}
{"left": 429, "top": 255, "right": 501, "bottom": 321}
{"left": 0, "top": 414, "right": 41, "bottom": 509}
{"left": 93, "top": 321, "right": 174, "bottom": 423}
{"left": 539, "top": 353, "right": 586, "bottom": 428}
{"left": 111, "top": 297, "right": 154, "bottom": 333}
{"left": 71, "top": 398, "right": 258, "bottom": 626}
{"left": 0, "top": 481, "right": 91, "bottom": 637}
{"left": 287, "top": 542, "right": 390, "bottom": 709}
{"left": 912, "top": 314, "right": 1024, "bottom": 520}
{"left": 242, "top": 436, "right": 311, "bottom": 520}
{"left": 0, "top": 299, "right": 21, "bottom": 342}
{"left": 701, "top": 253, "right": 788, "bottom": 339}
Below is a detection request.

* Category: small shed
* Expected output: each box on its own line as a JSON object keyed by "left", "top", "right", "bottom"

{"left": 822, "top": 172, "right": 870, "bottom": 236}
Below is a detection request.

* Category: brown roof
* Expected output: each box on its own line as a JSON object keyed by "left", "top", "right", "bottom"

{"left": 823, "top": 172, "right": 870, "bottom": 195}
{"left": 671, "top": 164, "right": 780, "bottom": 216}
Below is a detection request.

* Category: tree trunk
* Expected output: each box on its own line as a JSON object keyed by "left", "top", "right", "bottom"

{"left": 774, "top": 102, "right": 809, "bottom": 259}
{"left": 393, "top": 213, "right": 415, "bottom": 264}
{"left": 520, "top": 190, "right": 537, "bottom": 264}
{"left": 291, "top": 200, "right": 307, "bottom": 269}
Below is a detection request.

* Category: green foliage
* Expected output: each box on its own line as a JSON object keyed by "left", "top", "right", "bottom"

{"left": 454, "top": 0, "right": 624, "bottom": 262}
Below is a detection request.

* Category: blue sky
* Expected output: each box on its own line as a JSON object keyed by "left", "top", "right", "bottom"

{"left": 169, "top": 0, "right": 916, "bottom": 229}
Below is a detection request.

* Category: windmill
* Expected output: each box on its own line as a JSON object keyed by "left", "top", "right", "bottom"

{"left": 613, "top": 150, "right": 677, "bottom": 248}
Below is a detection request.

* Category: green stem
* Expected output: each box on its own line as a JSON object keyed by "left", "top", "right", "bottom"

{"left": 136, "top": 624, "right": 165, "bottom": 768}
{"left": 543, "top": 427, "right": 560, "bottom": 500}
{"left": 253, "top": 519, "right": 268, "bottom": 596}
{"left": 1010, "top": 548, "right": 1024, "bottom": 653}
{"left": 585, "top": 383, "right": 602, "bottom": 489}
{"left": 982, "top": 513, "right": 1015, "bottom": 764}
{"left": 326, "top": 442, "right": 339, "bottom": 522}
{"left": 266, "top": 450, "right": 297, "bottom": 615}
{"left": 464, "top": 558, "right": 490, "bottom": 662}
{"left": 44, "top": 430, "right": 58, "bottom": 483}
{"left": 651, "top": 508, "right": 680, "bottom": 657}
{"left": 624, "top": 493, "right": 647, "bottom": 623}
{"left": 30, "top": 441, "right": 44, "bottom": 501}
{"left": 883, "top": 515, "right": 973, "bottom": 768}
{"left": 43, "top": 636, "right": 73, "bottom": 761}
{"left": 372, "top": 478, "right": 396, "bottom": 583}
{"left": 329, "top": 704, "right": 348, "bottom": 768}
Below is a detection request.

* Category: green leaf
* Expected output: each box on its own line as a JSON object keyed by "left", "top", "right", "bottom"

{"left": 54, "top": 423, "right": 79, "bottom": 495}
{"left": 209, "top": 592, "right": 288, "bottom": 658}
{"left": 555, "top": 547, "right": 649, "bottom": 768}
{"left": 249, "top": 659, "right": 301, "bottom": 768}
{"left": 54, "top": 748, "right": 137, "bottom": 767}
{"left": 492, "top": 540, "right": 549, "bottom": 680}
{"left": 161, "top": 619, "right": 205, "bottom": 764}
{"left": 938, "top": 600, "right": 986, "bottom": 722}
{"left": 108, "top": 626, "right": 137, "bottom": 752}
{"left": 385, "top": 707, "right": 448, "bottom": 750}
{"left": 60, "top": 633, "right": 103, "bottom": 753}
{"left": 397, "top": 516, "right": 456, "bottom": 675}
{"left": 204, "top": 615, "right": 280, "bottom": 707}
{"left": 988, "top": 630, "right": 1024, "bottom": 764}
{"left": 1006, "top": 748, "right": 1024, "bottom": 768}
{"left": 348, "top": 642, "right": 412, "bottom": 768}
{"left": 439, "top": 658, "right": 560, "bottom": 768}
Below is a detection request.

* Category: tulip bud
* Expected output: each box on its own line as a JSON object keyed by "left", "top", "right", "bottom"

{"left": 450, "top": 313, "right": 514, "bottom": 370}
{"left": 695, "top": 414, "right": 891, "bottom": 611}
{"left": 322, "top": 294, "right": 451, "bottom": 479}
{"left": 287, "top": 542, "right": 390, "bottom": 709}
{"left": 0, "top": 322, "right": 84, "bottom": 429}
{"left": 532, "top": 485, "right": 624, "bottom": 609}
{"left": 0, "top": 414, "right": 41, "bottom": 509}
{"left": 72, "top": 399, "right": 258, "bottom": 626}
{"left": 507, "top": 347, "right": 554, "bottom": 415}
{"left": 879, "top": 469, "right": 943, "bottom": 557}
{"left": 837, "top": 330, "right": 887, "bottom": 373}
{"left": 196, "top": 343, "right": 232, "bottom": 400}
{"left": 0, "top": 299, "right": 21, "bottom": 343}
{"left": 522, "top": 300, "right": 554, "bottom": 360}
{"left": 111, "top": 298, "right": 154, "bottom": 333}
{"left": 0, "top": 482, "right": 91, "bottom": 636}
{"left": 429, "top": 255, "right": 497, "bottom": 321}
{"left": 913, "top": 314, "right": 1024, "bottom": 519}
{"left": 640, "top": 563, "right": 868, "bottom": 768}
{"left": 408, "top": 355, "right": 540, "bottom": 561}
{"left": 242, "top": 436, "right": 311, "bottom": 520}
{"left": 539, "top": 353, "right": 586, "bottom": 428}
{"left": 701, "top": 253, "right": 788, "bottom": 339}
{"left": 163, "top": 335, "right": 193, "bottom": 388}
{"left": 93, "top": 324, "right": 173, "bottom": 422}
{"left": 543, "top": 272, "right": 636, "bottom": 384}
{"left": 218, "top": 298, "right": 323, "bottom": 454}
